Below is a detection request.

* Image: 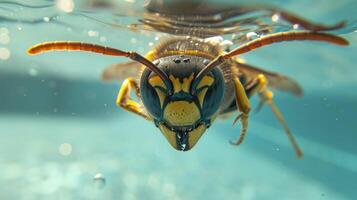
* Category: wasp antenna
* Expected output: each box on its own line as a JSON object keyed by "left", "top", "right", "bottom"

{"left": 195, "top": 31, "right": 348, "bottom": 82}
{"left": 225, "top": 31, "right": 349, "bottom": 58}
{"left": 27, "top": 41, "right": 130, "bottom": 56}
{"left": 28, "top": 41, "right": 172, "bottom": 91}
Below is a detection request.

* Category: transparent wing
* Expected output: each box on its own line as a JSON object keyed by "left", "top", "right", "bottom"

{"left": 236, "top": 60, "right": 303, "bottom": 96}
{"left": 102, "top": 61, "right": 142, "bottom": 81}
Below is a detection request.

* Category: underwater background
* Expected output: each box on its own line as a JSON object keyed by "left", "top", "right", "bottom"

{"left": 0, "top": 0, "right": 357, "bottom": 199}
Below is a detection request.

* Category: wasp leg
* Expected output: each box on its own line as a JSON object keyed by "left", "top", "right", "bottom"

{"left": 230, "top": 77, "right": 251, "bottom": 146}
{"left": 248, "top": 74, "right": 303, "bottom": 158}
{"left": 117, "top": 78, "right": 150, "bottom": 120}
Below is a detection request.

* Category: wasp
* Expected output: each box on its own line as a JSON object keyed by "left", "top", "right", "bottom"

{"left": 28, "top": 31, "right": 348, "bottom": 157}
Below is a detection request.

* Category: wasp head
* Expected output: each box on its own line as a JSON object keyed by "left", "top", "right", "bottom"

{"left": 140, "top": 55, "right": 225, "bottom": 151}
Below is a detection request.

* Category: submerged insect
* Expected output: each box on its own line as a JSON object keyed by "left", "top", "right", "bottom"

{"left": 28, "top": 31, "right": 348, "bottom": 157}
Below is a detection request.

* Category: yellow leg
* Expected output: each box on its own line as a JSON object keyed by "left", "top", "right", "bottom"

{"left": 250, "top": 74, "right": 303, "bottom": 158}
{"left": 230, "top": 77, "right": 251, "bottom": 146}
{"left": 117, "top": 78, "right": 150, "bottom": 120}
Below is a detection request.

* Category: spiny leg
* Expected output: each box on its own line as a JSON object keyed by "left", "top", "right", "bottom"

{"left": 230, "top": 77, "right": 251, "bottom": 146}
{"left": 244, "top": 74, "right": 267, "bottom": 113}
{"left": 247, "top": 74, "right": 303, "bottom": 158}
{"left": 259, "top": 89, "right": 303, "bottom": 158}
{"left": 117, "top": 77, "right": 150, "bottom": 120}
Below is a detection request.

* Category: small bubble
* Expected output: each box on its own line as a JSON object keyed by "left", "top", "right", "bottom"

{"left": 213, "top": 14, "right": 222, "bottom": 21}
{"left": 43, "top": 17, "right": 50, "bottom": 22}
{"left": 154, "top": 36, "right": 159, "bottom": 41}
{"left": 93, "top": 173, "right": 106, "bottom": 189}
{"left": 17, "top": 26, "right": 22, "bottom": 31}
{"left": 56, "top": 0, "right": 74, "bottom": 13}
{"left": 246, "top": 32, "right": 259, "bottom": 40}
{"left": 59, "top": 143, "right": 72, "bottom": 156}
{"left": 124, "top": 0, "right": 135, "bottom": 3}
{"left": 88, "top": 30, "right": 99, "bottom": 37}
{"left": 28, "top": 68, "right": 38, "bottom": 76}
{"left": 271, "top": 14, "right": 280, "bottom": 22}
{"left": 293, "top": 24, "right": 300, "bottom": 30}
{"left": 100, "top": 36, "right": 107, "bottom": 42}
{"left": 0, "top": 47, "right": 10, "bottom": 60}
{"left": 148, "top": 42, "right": 154, "bottom": 46}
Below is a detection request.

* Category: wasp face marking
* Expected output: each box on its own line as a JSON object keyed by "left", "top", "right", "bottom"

{"left": 140, "top": 55, "right": 225, "bottom": 151}
{"left": 169, "top": 73, "right": 194, "bottom": 93}
{"left": 163, "top": 100, "right": 200, "bottom": 126}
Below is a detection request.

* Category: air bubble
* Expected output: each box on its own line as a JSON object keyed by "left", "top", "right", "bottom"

{"left": 59, "top": 143, "right": 72, "bottom": 156}
{"left": 293, "top": 24, "right": 300, "bottom": 30}
{"left": 93, "top": 173, "right": 106, "bottom": 189}
{"left": 43, "top": 17, "right": 50, "bottom": 22}
{"left": 246, "top": 32, "right": 259, "bottom": 40}
{"left": 213, "top": 14, "right": 222, "bottom": 21}
{"left": 100, "top": 36, "right": 107, "bottom": 42}
{"left": 0, "top": 48, "right": 10, "bottom": 60}
{"left": 88, "top": 30, "right": 99, "bottom": 37}
{"left": 271, "top": 14, "right": 280, "bottom": 22}
{"left": 56, "top": 0, "right": 74, "bottom": 13}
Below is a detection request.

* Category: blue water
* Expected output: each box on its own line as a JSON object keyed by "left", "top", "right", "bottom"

{"left": 0, "top": 0, "right": 357, "bottom": 199}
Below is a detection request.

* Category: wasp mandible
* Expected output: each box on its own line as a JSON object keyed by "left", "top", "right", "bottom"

{"left": 28, "top": 31, "right": 348, "bottom": 157}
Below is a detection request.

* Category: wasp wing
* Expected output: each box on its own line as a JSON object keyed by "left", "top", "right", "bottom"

{"left": 102, "top": 61, "right": 142, "bottom": 81}
{"left": 236, "top": 61, "right": 303, "bottom": 96}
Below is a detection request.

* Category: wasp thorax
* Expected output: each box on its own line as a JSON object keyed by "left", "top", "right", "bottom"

{"left": 140, "top": 55, "right": 225, "bottom": 151}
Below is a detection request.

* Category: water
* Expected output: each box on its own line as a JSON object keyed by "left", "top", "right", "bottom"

{"left": 0, "top": 0, "right": 357, "bottom": 199}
